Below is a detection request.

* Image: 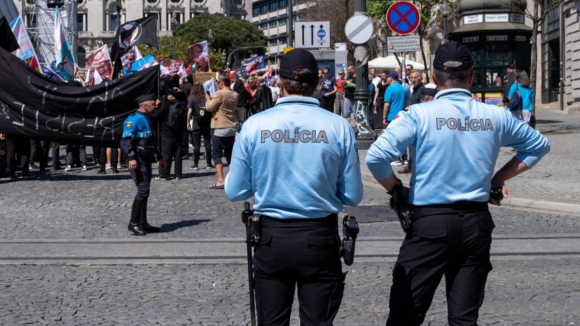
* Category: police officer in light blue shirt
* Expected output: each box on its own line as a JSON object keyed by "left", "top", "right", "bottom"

{"left": 225, "top": 48, "right": 363, "bottom": 326}
{"left": 365, "top": 42, "right": 550, "bottom": 326}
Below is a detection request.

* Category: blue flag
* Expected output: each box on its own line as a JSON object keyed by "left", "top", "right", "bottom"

{"left": 54, "top": 7, "right": 75, "bottom": 82}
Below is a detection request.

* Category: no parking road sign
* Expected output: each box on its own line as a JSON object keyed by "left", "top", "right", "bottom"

{"left": 386, "top": 1, "right": 420, "bottom": 35}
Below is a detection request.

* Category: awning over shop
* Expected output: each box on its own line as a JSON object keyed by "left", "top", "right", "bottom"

{"left": 452, "top": 22, "right": 532, "bottom": 34}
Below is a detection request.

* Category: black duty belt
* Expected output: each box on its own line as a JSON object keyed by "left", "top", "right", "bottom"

{"left": 260, "top": 214, "right": 338, "bottom": 228}
{"left": 412, "top": 201, "right": 489, "bottom": 218}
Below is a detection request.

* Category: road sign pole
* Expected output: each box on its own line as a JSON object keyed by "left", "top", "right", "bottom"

{"left": 350, "top": 0, "right": 376, "bottom": 141}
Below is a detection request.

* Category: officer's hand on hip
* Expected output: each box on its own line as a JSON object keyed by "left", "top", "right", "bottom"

{"left": 383, "top": 119, "right": 389, "bottom": 127}
{"left": 128, "top": 159, "right": 138, "bottom": 171}
{"left": 158, "top": 158, "right": 167, "bottom": 170}
{"left": 489, "top": 178, "right": 508, "bottom": 206}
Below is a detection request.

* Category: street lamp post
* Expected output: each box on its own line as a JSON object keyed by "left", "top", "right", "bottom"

{"left": 208, "top": 28, "right": 213, "bottom": 71}
{"left": 171, "top": 13, "right": 179, "bottom": 60}
{"left": 115, "top": 0, "right": 122, "bottom": 29}
{"left": 441, "top": 0, "right": 450, "bottom": 43}
{"left": 352, "top": 0, "right": 376, "bottom": 141}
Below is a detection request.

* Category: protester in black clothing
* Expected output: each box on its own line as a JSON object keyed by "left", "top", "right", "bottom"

{"left": 373, "top": 70, "right": 389, "bottom": 128}
{"left": 233, "top": 79, "right": 252, "bottom": 123}
{"left": 4, "top": 135, "right": 34, "bottom": 180}
{"left": 180, "top": 74, "right": 193, "bottom": 97}
{"left": 187, "top": 83, "right": 213, "bottom": 170}
{"left": 154, "top": 88, "right": 188, "bottom": 180}
{"left": 257, "top": 76, "right": 274, "bottom": 111}
{"left": 0, "top": 133, "right": 8, "bottom": 178}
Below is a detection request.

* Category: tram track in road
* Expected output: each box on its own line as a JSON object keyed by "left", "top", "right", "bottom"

{"left": 1, "top": 234, "right": 580, "bottom": 264}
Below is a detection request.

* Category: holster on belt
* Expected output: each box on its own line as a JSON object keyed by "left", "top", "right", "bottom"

{"left": 389, "top": 185, "right": 413, "bottom": 233}
{"left": 242, "top": 202, "right": 261, "bottom": 247}
{"left": 340, "top": 215, "right": 359, "bottom": 266}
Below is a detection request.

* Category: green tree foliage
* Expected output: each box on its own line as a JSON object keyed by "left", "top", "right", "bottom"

{"left": 139, "top": 13, "right": 267, "bottom": 71}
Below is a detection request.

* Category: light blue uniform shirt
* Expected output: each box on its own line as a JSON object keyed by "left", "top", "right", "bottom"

{"left": 225, "top": 96, "right": 363, "bottom": 219}
{"left": 384, "top": 82, "right": 409, "bottom": 121}
{"left": 366, "top": 89, "right": 550, "bottom": 206}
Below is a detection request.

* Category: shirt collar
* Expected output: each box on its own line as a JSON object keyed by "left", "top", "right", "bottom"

{"left": 275, "top": 96, "right": 320, "bottom": 106}
{"left": 434, "top": 88, "right": 472, "bottom": 99}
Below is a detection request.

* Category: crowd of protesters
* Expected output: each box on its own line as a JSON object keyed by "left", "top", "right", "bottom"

{"left": 1, "top": 62, "right": 529, "bottom": 181}
{"left": 0, "top": 69, "right": 279, "bottom": 183}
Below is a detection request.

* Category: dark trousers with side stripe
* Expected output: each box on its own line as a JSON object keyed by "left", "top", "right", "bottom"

{"left": 253, "top": 215, "right": 347, "bottom": 326}
{"left": 386, "top": 210, "right": 495, "bottom": 326}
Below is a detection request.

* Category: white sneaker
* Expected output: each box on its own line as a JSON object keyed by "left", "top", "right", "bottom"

{"left": 82, "top": 165, "right": 87, "bottom": 171}
{"left": 117, "top": 164, "right": 122, "bottom": 170}
{"left": 390, "top": 161, "right": 403, "bottom": 166}
{"left": 105, "top": 164, "right": 112, "bottom": 170}
{"left": 64, "top": 165, "right": 72, "bottom": 171}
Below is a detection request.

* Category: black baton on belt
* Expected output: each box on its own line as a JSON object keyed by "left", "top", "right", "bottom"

{"left": 242, "top": 202, "right": 257, "bottom": 326}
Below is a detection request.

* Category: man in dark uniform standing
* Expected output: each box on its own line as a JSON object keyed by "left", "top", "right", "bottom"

{"left": 366, "top": 42, "right": 550, "bottom": 325}
{"left": 225, "top": 49, "right": 363, "bottom": 326}
{"left": 120, "top": 94, "right": 166, "bottom": 236}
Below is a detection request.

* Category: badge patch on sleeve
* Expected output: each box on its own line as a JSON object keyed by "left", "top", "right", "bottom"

{"left": 125, "top": 122, "right": 132, "bottom": 130}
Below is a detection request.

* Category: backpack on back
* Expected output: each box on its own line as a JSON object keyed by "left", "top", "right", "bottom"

{"left": 507, "top": 84, "right": 522, "bottom": 112}
{"left": 167, "top": 101, "right": 187, "bottom": 130}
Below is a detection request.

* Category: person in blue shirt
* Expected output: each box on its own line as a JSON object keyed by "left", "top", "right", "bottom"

{"left": 366, "top": 42, "right": 550, "bottom": 326}
{"left": 225, "top": 48, "right": 363, "bottom": 326}
{"left": 508, "top": 70, "right": 535, "bottom": 124}
{"left": 120, "top": 94, "right": 166, "bottom": 236}
{"left": 383, "top": 70, "right": 409, "bottom": 127}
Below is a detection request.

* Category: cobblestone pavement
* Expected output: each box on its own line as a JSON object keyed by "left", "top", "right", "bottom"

{"left": 0, "top": 258, "right": 579, "bottom": 326}
{"left": 0, "top": 106, "right": 579, "bottom": 325}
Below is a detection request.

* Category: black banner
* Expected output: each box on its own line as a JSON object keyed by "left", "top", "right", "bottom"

{"left": 0, "top": 16, "right": 19, "bottom": 52}
{"left": 0, "top": 47, "right": 159, "bottom": 147}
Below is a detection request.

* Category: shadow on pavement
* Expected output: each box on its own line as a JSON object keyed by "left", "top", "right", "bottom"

{"left": 537, "top": 119, "right": 563, "bottom": 124}
{"left": 159, "top": 219, "right": 211, "bottom": 233}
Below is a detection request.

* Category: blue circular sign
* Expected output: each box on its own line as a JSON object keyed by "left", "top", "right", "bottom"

{"left": 386, "top": 2, "right": 420, "bottom": 35}
{"left": 317, "top": 29, "right": 326, "bottom": 39}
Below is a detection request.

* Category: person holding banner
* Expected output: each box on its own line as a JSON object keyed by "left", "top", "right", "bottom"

{"left": 121, "top": 94, "right": 166, "bottom": 236}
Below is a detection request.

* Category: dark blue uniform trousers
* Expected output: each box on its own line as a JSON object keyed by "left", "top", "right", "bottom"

{"left": 387, "top": 210, "right": 495, "bottom": 326}
{"left": 129, "top": 156, "right": 152, "bottom": 201}
{"left": 253, "top": 216, "right": 347, "bottom": 326}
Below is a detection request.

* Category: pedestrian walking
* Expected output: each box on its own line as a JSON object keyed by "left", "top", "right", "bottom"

{"left": 205, "top": 74, "right": 238, "bottom": 189}
{"left": 365, "top": 41, "right": 551, "bottom": 326}
{"left": 120, "top": 94, "right": 166, "bottom": 236}
{"left": 508, "top": 70, "right": 535, "bottom": 124}
{"left": 225, "top": 48, "right": 363, "bottom": 326}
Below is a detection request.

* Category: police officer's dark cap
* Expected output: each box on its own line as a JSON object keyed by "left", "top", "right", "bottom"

{"left": 387, "top": 71, "right": 399, "bottom": 79}
{"left": 279, "top": 49, "right": 318, "bottom": 82}
{"left": 433, "top": 41, "right": 474, "bottom": 72}
{"left": 421, "top": 88, "right": 438, "bottom": 97}
{"left": 135, "top": 94, "right": 157, "bottom": 103}
{"left": 508, "top": 63, "right": 518, "bottom": 69}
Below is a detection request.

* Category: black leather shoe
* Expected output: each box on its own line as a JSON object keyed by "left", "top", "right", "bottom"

{"left": 128, "top": 223, "right": 146, "bottom": 236}
{"left": 142, "top": 223, "right": 160, "bottom": 233}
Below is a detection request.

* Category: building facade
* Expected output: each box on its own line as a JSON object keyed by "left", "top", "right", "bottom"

{"left": 14, "top": 0, "right": 252, "bottom": 66}
{"left": 250, "top": 0, "right": 315, "bottom": 67}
